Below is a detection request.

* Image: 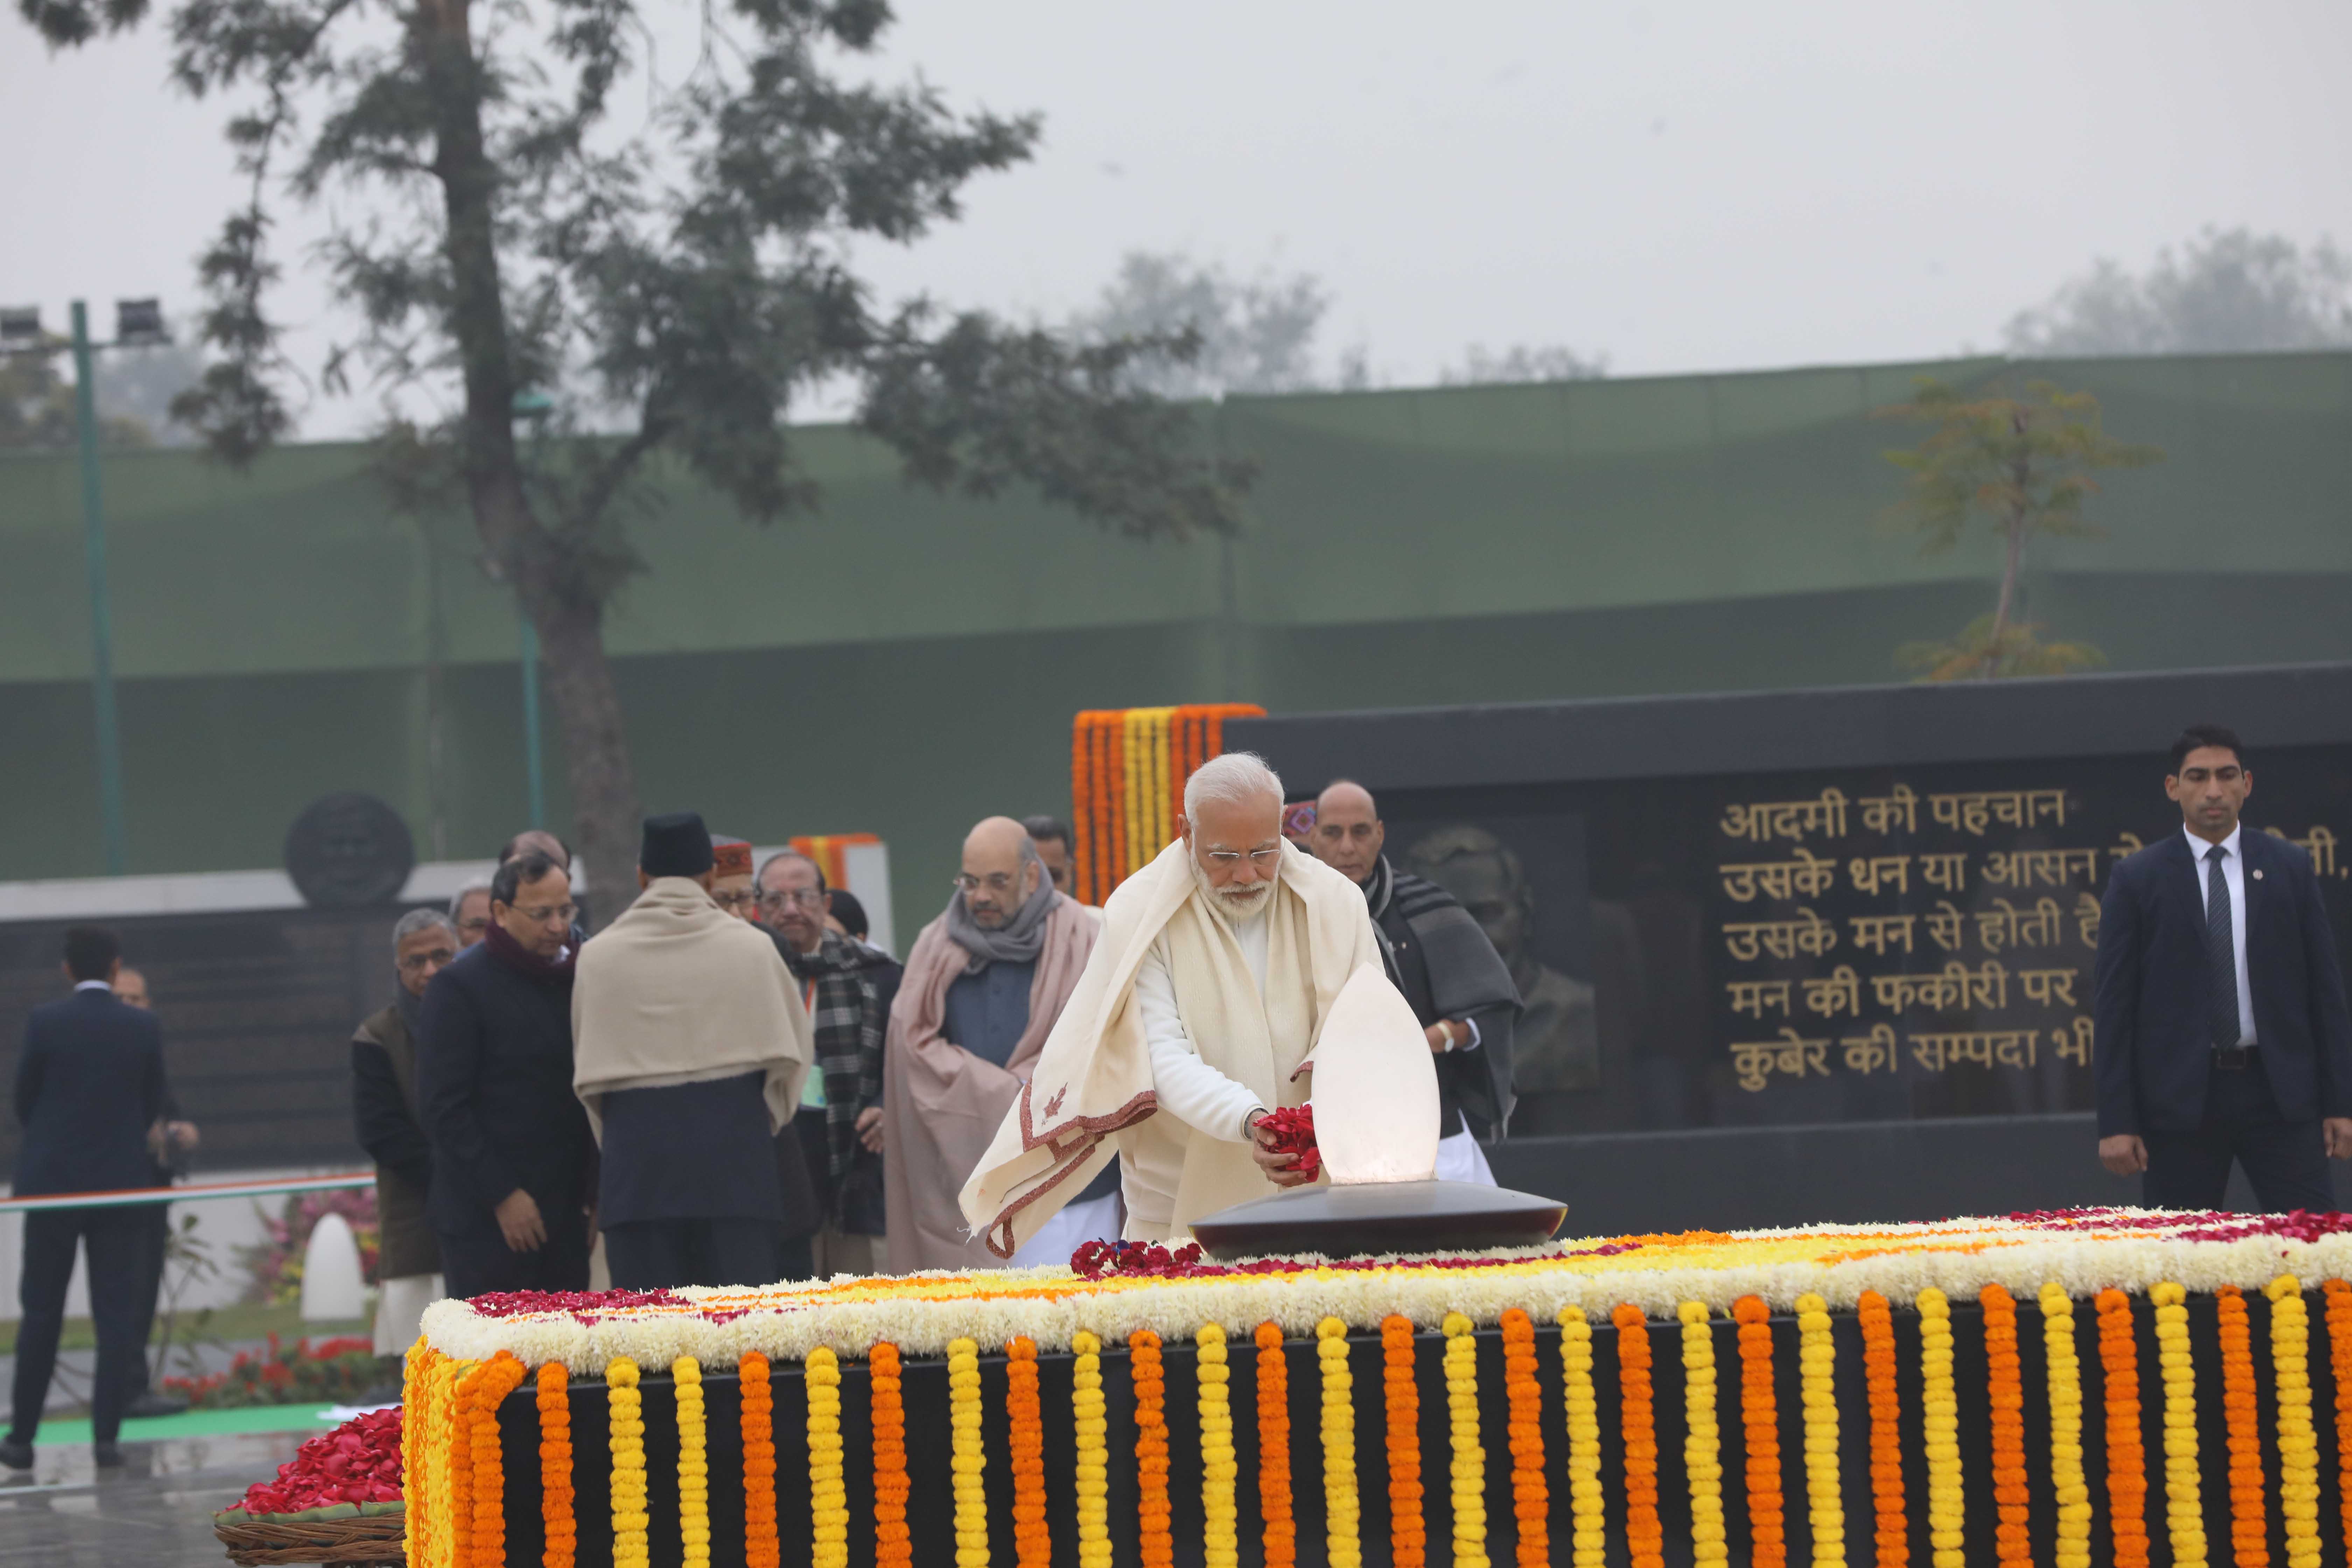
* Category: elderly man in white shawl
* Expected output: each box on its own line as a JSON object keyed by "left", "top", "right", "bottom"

{"left": 961, "top": 753, "right": 1385, "bottom": 1257}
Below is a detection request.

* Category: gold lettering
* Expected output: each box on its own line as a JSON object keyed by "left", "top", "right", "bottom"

{"left": 1910, "top": 1028, "right": 2038, "bottom": 1072}
{"left": 1848, "top": 912, "right": 1917, "bottom": 957}
{"left": 1848, "top": 855, "right": 1911, "bottom": 897}
{"left": 1718, "top": 847, "right": 1837, "bottom": 903}
{"left": 2106, "top": 831, "right": 2143, "bottom": 867}
{"left": 1868, "top": 960, "right": 2008, "bottom": 1013}
{"left": 1975, "top": 896, "right": 2062, "bottom": 952}
{"left": 1924, "top": 900, "right": 1967, "bottom": 952}
{"left": 1918, "top": 852, "right": 1968, "bottom": 892}
{"left": 1729, "top": 1028, "right": 1832, "bottom": 1090}
{"left": 1928, "top": 789, "right": 2068, "bottom": 837}
{"left": 2019, "top": 967, "right": 2081, "bottom": 1009}
{"left": 2265, "top": 824, "right": 2339, "bottom": 878}
{"left": 1726, "top": 979, "right": 1794, "bottom": 1019}
{"left": 1840, "top": 1021, "right": 1898, "bottom": 1075}
{"left": 2073, "top": 892, "right": 2101, "bottom": 949}
{"left": 1981, "top": 848, "right": 2105, "bottom": 889}
{"left": 1858, "top": 783, "right": 1918, "bottom": 835}
{"left": 1719, "top": 789, "right": 1850, "bottom": 845}
{"left": 1722, "top": 908, "right": 1839, "bottom": 962}
{"left": 2053, "top": 1016, "right": 2094, "bottom": 1066}
{"left": 1802, "top": 965, "right": 1862, "bottom": 1019}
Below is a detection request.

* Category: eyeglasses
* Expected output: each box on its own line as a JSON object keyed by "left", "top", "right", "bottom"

{"left": 954, "top": 872, "right": 1021, "bottom": 895}
{"left": 713, "top": 890, "right": 760, "bottom": 913}
{"left": 397, "top": 949, "right": 455, "bottom": 972}
{"left": 1202, "top": 847, "right": 1282, "bottom": 867}
{"left": 760, "top": 888, "right": 825, "bottom": 910}
{"left": 511, "top": 902, "right": 576, "bottom": 925}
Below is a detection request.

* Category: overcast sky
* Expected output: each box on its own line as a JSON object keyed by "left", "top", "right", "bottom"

{"left": 5, "top": 0, "right": 2348, "bottom": 438}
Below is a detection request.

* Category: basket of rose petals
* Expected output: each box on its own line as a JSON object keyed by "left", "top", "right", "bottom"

{"left": 214, "top": 1405, "right": 404, "bottom": 1565}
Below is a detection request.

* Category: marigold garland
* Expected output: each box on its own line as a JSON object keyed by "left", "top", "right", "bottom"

{"left": 1380, "top": 1315, "right": 1425, "bottom": 1568}
{"left": 738, "top": 1352, "right": 780, "bottom": 1568}
{"left": 1132, "top": 1329, "right": 1175, "bottom": 1568}
{"left": 1733, "top": 1296, "right": 1786, "bottom": 1568}
{"left": 1794, "top": 1293, "right": 1844, "bottom": 1568}
{"left": 2263, "top": 1276, "right": 2321, "bottom": 1568}
{"left": 2326, "top": 1281, "right": 2352, "bottom": 1553}
{"left": 1197, "top": 1324, "right": 1239, "bottom": 1568}
{"left": 1676, "top": 1302, "right": 1724, "bottom": 1568}
{"left": 448, "top": 1358, "right": 477, "bottom": 1568}
{"left": 404, "top": 1342, "right": 432, "bottom": 1568}
{"left": 2152, "top": 1281, "right": 2208, "bottom": 1568}
{"left": 1317, "top": 1317, "right": 1363, "bottom": 1568}
{"left": 1615, "top": 1302, "right": 1665, "bottom": 1568}
{"left": 1558, "top": 1306, "right": 1605, "bottom": 1568}
{"left": 467, "top": 1353, "right": 527, "bottom": 1568}
{"left": 948, "top": 1337, "right": 989, "bottom": 1568}
{"left": 1503, "top": 1308, "right": 1549, "bottom": 1568}
{"left": 1255, "top": 1323, "right": 1295, "bottom": 1568}
{"left": 1857, "top": 1291, "right": 1907, "bottom": 1568}
{"left": 1978, "top": 1284, "right": 2026, "bottom": 1568}
{"left": 2097, "top": 1288, "right": 2151, "bottom": 1568}
{"left": 1002, "top": 1337, "right": 1050, "bottom": 1568}
{"left": 2215, "top": 1287, "right": 2268, "bottom": 1568}
{"left": 672, "top": 1357, "right": 711, "bottom": 1568}
{"left": 2036, "top": 1284, "right": 2090, "bottom": 1568}
{"left": 1916, "top": 1289, "right": 1963, "bottom": 1568}
{"left": 1442, "top": 1312, "right": 1490, "bottom": 1568}
{"left": 1070, "top": 1332, "right": 1111, "bottom": 1568}
{"left": 535, "top": 1359, "right": 575, "bottom": 1568}
{"left": 606, "top": 1358, "right": 649, "bottom": 1568}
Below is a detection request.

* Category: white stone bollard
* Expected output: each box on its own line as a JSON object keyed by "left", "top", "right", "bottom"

{"left": 300, "top": 1213, "right": 369, "bottom": 1322}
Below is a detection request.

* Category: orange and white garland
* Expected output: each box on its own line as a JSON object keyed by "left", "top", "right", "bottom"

{"left": 1069, "top": 704, "right": 1264, "bottom": 904}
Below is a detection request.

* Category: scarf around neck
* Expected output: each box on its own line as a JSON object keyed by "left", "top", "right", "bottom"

{"left": 484, "top": 919, "right": 575, "bottom": 981}
{"left": 944, "top": 853, "right": 1057, "bottom": 972}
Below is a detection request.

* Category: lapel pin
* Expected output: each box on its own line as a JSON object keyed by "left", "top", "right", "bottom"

{"left": 2253, "top": 869, "right": 2264, "bottom": 880}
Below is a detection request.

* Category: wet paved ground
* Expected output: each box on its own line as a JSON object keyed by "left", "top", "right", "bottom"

{"left": 0, "top": 1429, "right": 309, "bottom": 1567}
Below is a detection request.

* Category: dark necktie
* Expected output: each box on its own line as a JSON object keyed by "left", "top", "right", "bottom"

{"left": 2205, "top": 844, "right": 2241, "bottom": 1048}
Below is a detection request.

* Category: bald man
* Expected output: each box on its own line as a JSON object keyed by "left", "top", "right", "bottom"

{"left": 1313, "top": 781, "right": 1521, "bottom": 1180}
{"left": 882, "top": 818, "right": 1105, "bottom": 1270}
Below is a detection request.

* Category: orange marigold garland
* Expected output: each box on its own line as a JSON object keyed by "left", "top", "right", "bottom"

{"left": 2098, "top": 1288, "right": 2152, "bottom": 1568}
{"left": 1132, "top": 1329, "right": 1175, "bottom": 1568}
{"left": 467, "top": 1352, "right": 528, "bottom": 1568}
{"left": 1856, "top": 1292, "right": 1906, "bottom": 1568}
{"left": 2216, "top": 1287, "right": 2270, "bottom": 1568}
{"left": 869, "top": 1342, "right": 911, "bottom": 1568}
{"left": 737, "top": 1352, "right": 779, "bottom": 1568}
{"left": 1734, "top": 1296, "right": 1786, "bottom": 1568}
{"left": 1979, "top": 1284, "right": 2029, "bottom": 1568}
{"left": 1256, "top": 1323, "right": 1296, "bottom": 1568}
{"left": 1007, "top": 1337, "right": 1050, "bottom": 1568}
{"left": 1615, "top": 1303, "right": 1666, "bottom": 1568}
{"left": 2325, "top": 1281, "right": 2352, "bottom": 1554}
{"left": 1381, "top": 1315, "right": 1426, "bottom": 1568}
{"left": 1502, "top": 1309, "right": 1549, "bottom": 1568}
{"left": 537, "top": 1360, "right": 577, "bottom": 1568}
{"left": 449, "top": 1358, "right": 478, "bottom": 1568}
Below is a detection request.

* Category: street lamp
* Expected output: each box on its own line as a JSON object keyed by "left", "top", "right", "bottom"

{"left": 1, "top": 298, "right": 172, "bottom": 875}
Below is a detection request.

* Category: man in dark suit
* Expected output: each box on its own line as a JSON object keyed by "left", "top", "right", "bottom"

{"left": 4, "top": 926, "right": 172, "bottom": 1470}
{"left": 416, "top": 851, "right": 597, "bottom": 1300}
{"left": 2094, "top": 724, "right": 2352, "bottom": 1210}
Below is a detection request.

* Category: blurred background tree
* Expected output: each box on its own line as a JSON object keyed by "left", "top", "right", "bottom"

{"left": 2007, "top": 226, "right": 2352, "bottom": 356}
{"left": 1878, "top": 379, "right": 2161, "bottom": 681}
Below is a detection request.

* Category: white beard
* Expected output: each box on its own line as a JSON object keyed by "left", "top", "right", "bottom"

{"left": 1188, "top": 850, "right": 1278, "bottom": 931}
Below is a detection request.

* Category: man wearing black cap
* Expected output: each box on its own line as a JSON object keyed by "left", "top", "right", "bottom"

{"left": 571, "top": 813, "right": 814, "bottom": 1289}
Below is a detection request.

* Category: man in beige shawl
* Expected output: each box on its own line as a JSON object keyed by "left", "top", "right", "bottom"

{"left": 883, "top": 818, "right": 1099, "bottom": 1272}
{"left": 961, "top": 754, "right": 1385, "bottom": 1259}
{"left": 572, "top": 812, "right": 813, "bottom": 1289}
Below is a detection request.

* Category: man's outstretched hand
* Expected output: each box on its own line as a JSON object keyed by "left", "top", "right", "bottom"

{"left": 1248, "top": 1111, "right": 1318, "bottom": 1188}
{"left": 2098, "top": 1134, "right": 2148, "bottom": 1177}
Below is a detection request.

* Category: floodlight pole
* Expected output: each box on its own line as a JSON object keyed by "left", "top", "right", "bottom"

{"left": 70, "top": 300, "right": 129, "bottom": 876}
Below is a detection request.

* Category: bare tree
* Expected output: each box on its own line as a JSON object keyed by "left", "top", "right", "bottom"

{"left": 1071, "top": 251, "right": 1332, "bottom": 399}
{"left": 1440, "top": 343, "right": 1607, "bottom": 385}
{"left": 2007, "top": 227, "right": 2352, "bottom": 356}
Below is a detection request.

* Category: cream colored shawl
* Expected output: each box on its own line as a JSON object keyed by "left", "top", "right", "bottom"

{"left": 958, "top": 839, "right": 1381, "bottom": 1257}
{"left": 570, "top": 877, "right": 813, "bottom": 1140}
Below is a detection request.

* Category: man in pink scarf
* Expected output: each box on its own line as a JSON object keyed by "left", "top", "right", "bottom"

{"left": 882, "top": 817, "right": 1102, "bottom": 1272}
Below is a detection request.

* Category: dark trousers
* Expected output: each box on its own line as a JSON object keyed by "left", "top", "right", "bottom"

{"left": 2143, "top": 1060, "right": 2337, "bottom": 1213}
{"left": 128, "top": 1204, "right": 170, "bottom": 1394}
{"left": 9, "top": 1208, "right": 148, "bottom": 1444}
{"left": 603, "top": 1219, "right": 781, "bottom": 1290}
{"left": 433, "top": 1209, "right": 592, "bottom": 1302}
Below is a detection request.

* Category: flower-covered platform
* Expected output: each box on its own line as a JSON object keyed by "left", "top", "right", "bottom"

{"left": 404, "top": 1209, "right": 2352, "bottom": 1568}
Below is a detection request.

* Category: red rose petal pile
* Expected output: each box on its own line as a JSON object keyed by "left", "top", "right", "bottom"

{"left": 1256, "top": 1104, "right": 1321, "bottom": 1178}
{"left": 226, "top": 1406, "right": 404, "bottom": 1515}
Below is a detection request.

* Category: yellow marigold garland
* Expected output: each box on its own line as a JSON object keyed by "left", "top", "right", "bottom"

{"left": 672, "top": 1357, "right": 710, "bottom": 1568}
{"left": 1677, "top": 1302, "right": 1726, "bottom": 1568}
{"left": 536, "top": 1359, "right": 575, "bottom": 1568}
{"left": 1857, "top": 1292, "right": 1907, "bottom": 1568}
{"left": 2037, "top": 1284, "right": 2091, "bottom": 1568}
{"left": 1442, "top": 1312, "right": 1489, "bottom": 1568}
{"left": 1008, "top": 1338, "right": 1050, "bottom": 1568}
{"left": 1501, "top": 1308, "right": 1548, "bottom": 1568}
{"left": 1917, "top": 1288, "right": 1963, "bottom": 1568}
{"left": 1557, "top": 1306, "right": 1605, "bottom": 1568}
{"left": 1255, "top": 1323, "right": 1295, "bottom": 1568}
{"left": 404, "top": 1342, "right": 433, "bottom": 1568}
{"left": 1197, "top": 1324, "right": 1239, "bottom": 1568}
{"left": 948, "top": 1337, "right": 988, "bottom": 1568}
{"left": 1132, "top": 1329, "right": 1174, "bottom": 1568}
{"left": 1317, "top": 1317, "right": 1363, "bottom": 1568}
{"left": 739, "top": 1352, "right": 780, "bottom": 1568}
{"left": 1071, "top": 1332, "right": 1112, "bottom": 1568}
{"left": 2215, "top": 1287, "right": 2268, "bottom": 1568}
{"left": 606, "top": 1358, "right": 648, "bottom": 1568}
{"left": 2152, "top": 1281, "right": 2207, "bottom": 1568}
{"left": 806, "top": 1347, "right": 848, "bottom": 1568}
{"left": 2265, "top": 1276, "right": 2321, "bottom": 1568}
{"left": 1794, "top": 1294, "right": 1843, "bottom": 1568}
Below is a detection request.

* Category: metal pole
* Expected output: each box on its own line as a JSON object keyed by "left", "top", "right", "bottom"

{"left": 71, "top": 301, "right": 129, "bottom": 875}
{"left": 519, "top": 612, "right": 546, "bottom": 828}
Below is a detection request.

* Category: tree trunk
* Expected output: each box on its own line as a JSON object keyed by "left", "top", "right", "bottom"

{"left": 418, "top": 0, "right": 641, "bottom": 913}
{"left": 1983, "top": 415, "right": 2030, "bottom": 678}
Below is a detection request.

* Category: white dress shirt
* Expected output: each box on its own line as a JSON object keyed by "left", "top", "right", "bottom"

{"left": 2186, "top": 824, "right": 2258, "bottom": 1047}
{"left": 1134, "top": 909, "right": 1272, "bottom": 1142}
{"left": 74, "top": 979, "right": 114, "bottom": 993}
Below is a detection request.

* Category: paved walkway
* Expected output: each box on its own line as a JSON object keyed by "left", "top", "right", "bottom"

{"left": 0, "top": 1428, "right": 313, "bottom": 1567}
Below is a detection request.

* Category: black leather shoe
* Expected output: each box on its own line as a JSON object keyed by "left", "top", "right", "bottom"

{"left": 0, "top": 1440, "right": 31, "bottom": 1471}
{"left": 92, "top": 1443, "right": 125, "bottom": 1468}
{"left": 124, "top": 1390, "right": 189, "bottom": 1419}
